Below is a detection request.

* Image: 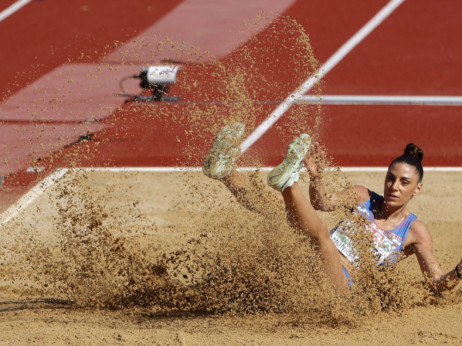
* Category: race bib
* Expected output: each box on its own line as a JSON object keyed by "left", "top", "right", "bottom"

{"left": 330, "top": 220, "right": 403, "bottom": 266}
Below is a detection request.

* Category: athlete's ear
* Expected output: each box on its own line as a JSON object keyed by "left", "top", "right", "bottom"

{"left": 413, "top": 182, "right": 423, "bottom": 196}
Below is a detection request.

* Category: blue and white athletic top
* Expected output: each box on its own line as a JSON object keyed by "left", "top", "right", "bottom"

{"left": 330, "top": 191, "right": 417, "bottom": 267}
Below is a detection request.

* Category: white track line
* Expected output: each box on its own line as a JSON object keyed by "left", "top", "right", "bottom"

{"left": 1, "top": 164, "right": 461, "bottom": 226}
{"left": 240, "top": 0, "right": 405, "bottom": 153}
{"left": 297, "top": 95, "right": 462, "bottom": 106}
{"left": 79, "top": 166, "right": 462, "bottom": 173}
{"left": 0, "top": 168, "right": 68, "bottom": 227}
{"left": 0, "top": 0, "right": 32, "bottom": 22}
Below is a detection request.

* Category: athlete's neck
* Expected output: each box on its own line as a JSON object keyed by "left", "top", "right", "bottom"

{"left": 378, "top": 201, "right": 408, "bottom": 223}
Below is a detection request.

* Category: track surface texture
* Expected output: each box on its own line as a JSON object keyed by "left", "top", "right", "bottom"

{"left": 1, "top": 1, "right": 461, "bottom": 174}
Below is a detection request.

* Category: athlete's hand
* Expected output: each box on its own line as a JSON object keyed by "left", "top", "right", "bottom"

{"left": 304, "top": 142, "right": 327, "bottom": 178}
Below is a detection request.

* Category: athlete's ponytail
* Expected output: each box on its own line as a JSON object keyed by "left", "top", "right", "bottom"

{"left": 389, "top": 143, "right": 424, "bottom": 182}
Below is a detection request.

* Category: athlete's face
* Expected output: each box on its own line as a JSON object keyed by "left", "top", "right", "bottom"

{"left": 383, "top": 162, "right": 422, "bottom": 207}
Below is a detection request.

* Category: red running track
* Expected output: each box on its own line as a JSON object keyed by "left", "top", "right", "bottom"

{"left": 0, "top": 0, "right": 182, "bottom": 98}
{"left": 0, "top": 0, "right": 462, "bottom": 211}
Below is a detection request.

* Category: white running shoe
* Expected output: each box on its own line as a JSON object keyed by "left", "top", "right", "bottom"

{"left": 203, "top": 123, "right": 245, "bottom": 179}
{"left": 267, "top": 134, "right": 311, "bottom": 192}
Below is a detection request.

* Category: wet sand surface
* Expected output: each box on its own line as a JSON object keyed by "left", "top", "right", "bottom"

{"left": 0, "top": 170, "right": 460, "bottom": 345}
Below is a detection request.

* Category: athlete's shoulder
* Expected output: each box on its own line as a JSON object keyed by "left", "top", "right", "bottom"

{"left": 408, "top": 220, "right": 433, "bottom": 248}
{"left": 410, "top": 219, "right": 428, "bottom": 233}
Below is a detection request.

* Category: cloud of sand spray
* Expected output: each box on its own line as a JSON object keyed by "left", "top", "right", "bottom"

{"left": 0, "top": 169, "right": 328, "bottom": 314}
{"left": 114, "top": 15, "right": 324, "bottom": 167}
{"left": 1, "top": 14, "right": 335, "bottom": 315}
{"left": 11, "top": 168, "right": 439, "bottom": 325}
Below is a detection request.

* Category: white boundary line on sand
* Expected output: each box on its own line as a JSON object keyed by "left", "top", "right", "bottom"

{"left": 0, "top": 168, "right": 68, "bottom": 227}
{"left": 1, "top": 164, "right": 461, "bottom": 226}
{"left": 0, "top": 0, "right": 32, "bottom": 23}
{"left": 240, "top": 0, "right": 406, "bottom": 153}
{"left": 296, "top": 95, "right": 462, "bottom": 106}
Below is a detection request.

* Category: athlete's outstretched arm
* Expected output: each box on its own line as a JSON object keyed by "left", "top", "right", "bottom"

{"left": 408, "top": 221, "right": 462, "bottom": 292}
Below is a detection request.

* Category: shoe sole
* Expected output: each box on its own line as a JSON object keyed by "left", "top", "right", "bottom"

{"left": 267, "top": 134, "right": 311, "bottom": 191}
{"left": 203, "top": 123, "right": 245, "bottom": 179}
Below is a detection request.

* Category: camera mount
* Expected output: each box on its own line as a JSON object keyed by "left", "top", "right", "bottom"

{"left": 119, "top": 65, "right": 180, "bottom": 102}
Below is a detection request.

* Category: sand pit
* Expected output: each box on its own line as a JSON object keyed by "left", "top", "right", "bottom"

{"left": 0, "top": 169, "right": 460, "bottom": 345}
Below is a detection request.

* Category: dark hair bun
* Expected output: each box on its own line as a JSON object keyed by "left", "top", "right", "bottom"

{"left": 404, "top": 143, "right": 424, "bottom": 162}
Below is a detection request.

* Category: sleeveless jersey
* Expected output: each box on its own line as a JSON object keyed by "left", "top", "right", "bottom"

{"left": 330, "top": 191, "right": 417, "bottom": 267}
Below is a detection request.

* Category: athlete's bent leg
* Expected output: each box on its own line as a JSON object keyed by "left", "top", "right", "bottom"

{"left": 221, "top": 170, "right": 282, "bottom": 216}
{"left": 282, "top": 183, "right": 349, "bottom": 294}
{"left": 203, "top": 123, "right": 280, "bottom": 215}
{"left": 267, "top": 134, "right": 349, "bottom": 293}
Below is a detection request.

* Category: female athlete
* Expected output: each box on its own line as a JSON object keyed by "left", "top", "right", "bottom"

{"left": 202, "top": 123, "right": 462, "bottom": 294}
